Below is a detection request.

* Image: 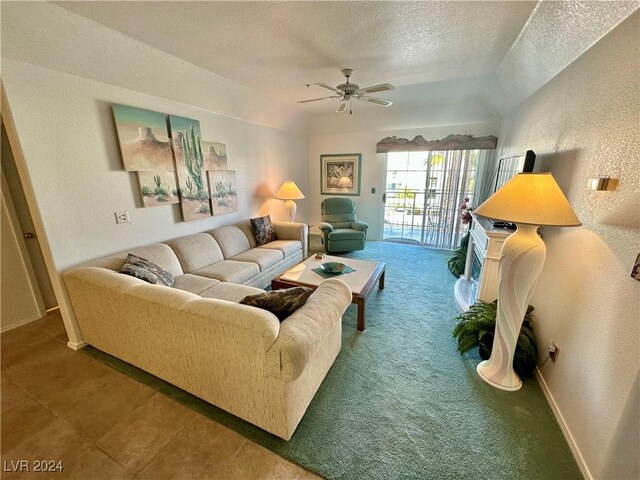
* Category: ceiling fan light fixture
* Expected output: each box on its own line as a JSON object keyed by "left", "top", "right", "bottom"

{"left": 299, "top": 69, "right": 394, "bottom": 114}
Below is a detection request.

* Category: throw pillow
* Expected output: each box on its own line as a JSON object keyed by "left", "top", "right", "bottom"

{"left": 250, "top": 215, "right": 277, "bottom": 246}
{"left": 119, "top": 254, "right": 175, "bottom": 287}
{"left": 240, "top": 287, "right": 314, "bottom": 321}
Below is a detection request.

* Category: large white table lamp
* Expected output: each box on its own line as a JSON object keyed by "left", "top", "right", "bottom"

{"left": 275, "top": 181, "right": 305, "bottom": 222}
{"left": 473, "top": 172, "right": 581, "bottom": 391}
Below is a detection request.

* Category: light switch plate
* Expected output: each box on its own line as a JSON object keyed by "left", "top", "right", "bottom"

{"left": 115, "top": 211, "right": 130, "bottom": 224}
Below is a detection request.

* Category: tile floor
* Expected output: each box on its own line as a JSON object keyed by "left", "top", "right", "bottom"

{"left": 1, "top": 311, "right": 319, "bottom": 479}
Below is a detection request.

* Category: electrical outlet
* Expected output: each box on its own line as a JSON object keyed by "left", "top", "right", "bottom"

{"left": 114, "top": 211, "right": 130, "bottom": 224}
{"left": 548, "top": 343, "right": 559, "bottom": 362}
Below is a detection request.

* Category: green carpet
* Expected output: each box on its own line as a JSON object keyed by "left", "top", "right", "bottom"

{"left": 84, "top": 241, "right": 582, "bottom": 480}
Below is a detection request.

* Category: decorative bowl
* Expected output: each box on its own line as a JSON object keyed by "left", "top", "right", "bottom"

{"left": 320, "top": 262, "right": 347, "bottom": 274}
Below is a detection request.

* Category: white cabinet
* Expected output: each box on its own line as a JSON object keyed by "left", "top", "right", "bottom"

{"left": 454, "top": 212, "right": 514, "bottom": 311}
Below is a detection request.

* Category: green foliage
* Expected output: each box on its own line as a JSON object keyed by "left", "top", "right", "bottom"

{"left": 181, "top": 125, "right": 205, "bottom": 199}
{"left": 212, "top": 180, "right": 235, "bottom": 198}
{"left": 155, "top": 194, "right": 169, "bottom": 202}
{"left": 153, "top": 175, "right": 162, "bottom": 188}
{"left": 141, "top": 185, "right": 153, "bottom": 196}
{"left": 452, "top": 300, "right": 538, "bottom": 377}
{"left": 447, "top": 247, "right": 467, "bottom": 277}
{"left": 196, "top": 203, "right": 210, "bottom": 214}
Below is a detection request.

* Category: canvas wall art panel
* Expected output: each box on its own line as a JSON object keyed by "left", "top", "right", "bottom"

{"left": 112, "top": 104, "right": 174, "bottom": 171}
{"left": 168, "top": 115, "right": 212, "bottom": 221}
{"left": 320, "top": 153, "right": 362, "bottom": 195}
{"left": 208, "top": 170, "right": 238, "bottom": 215}
{"left": 201, "top": 141, "right": 228, "bottom": 170}
{"left": 137, "top": 171, "right": 179, "bottom": 207}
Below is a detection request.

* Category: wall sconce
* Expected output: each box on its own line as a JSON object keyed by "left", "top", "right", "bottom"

{"left": 587, "top": 176, "right": 618, "bottom": 191}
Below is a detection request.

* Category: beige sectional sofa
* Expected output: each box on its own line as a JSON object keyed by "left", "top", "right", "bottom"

{"left": 63, "top": 220, "right": 352, "bottom": 440}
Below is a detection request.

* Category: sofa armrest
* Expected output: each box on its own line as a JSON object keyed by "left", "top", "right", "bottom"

{"left": 351, "top": 220, "right": 368, "bottom": 232}
{"left": 272, "top": 221, "right": 308, "bottom": 258}
{"left": 265, "top": 278, "right": 352, "bottom": 382}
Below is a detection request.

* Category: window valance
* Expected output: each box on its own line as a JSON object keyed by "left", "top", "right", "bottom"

{"left": 376, "top": 134, "right": 497, "bottom": 153}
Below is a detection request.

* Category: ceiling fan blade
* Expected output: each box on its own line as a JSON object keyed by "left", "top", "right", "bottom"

{"left": 357, "top": 96, "right": 393, "bottom": 107}
{"left": 356, "top": 83, "right": 394, "bottom": 94}
{"left": 297, "top": 96, "right": 339, "bottom": 104}
{"left": 336, "top": 99, "right": 349, "bottom": 113}
{"left": 315, "top": 83, "right": 343, "bottom": 94}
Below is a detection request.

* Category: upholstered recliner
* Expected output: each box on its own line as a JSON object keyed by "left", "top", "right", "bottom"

{"left": 318, "top": 198, "right": 368, "bottom": 253}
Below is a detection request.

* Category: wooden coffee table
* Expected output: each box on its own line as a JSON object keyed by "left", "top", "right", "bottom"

{"left": 271, "top": 255, "right": 385, "bottom": 331}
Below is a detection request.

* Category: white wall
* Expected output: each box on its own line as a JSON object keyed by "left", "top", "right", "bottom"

{"left": 496, "top": 12, "right": 639, "bottom": 480}
{"left": 1, "top": 2, "right": 310, "bottom": 347}
{"left": 308, "top": 122, "right": 498, "bottom": 240}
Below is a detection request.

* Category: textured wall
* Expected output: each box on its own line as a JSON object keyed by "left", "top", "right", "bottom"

{"left": 496, "top": 12, "right": 639, "bottom": 479}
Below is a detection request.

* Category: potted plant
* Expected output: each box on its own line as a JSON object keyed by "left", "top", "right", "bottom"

{"left": 452, "top": 300, "right": 538, "bottom": 377}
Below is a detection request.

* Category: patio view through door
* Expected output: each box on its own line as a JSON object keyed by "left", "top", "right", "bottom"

{"left": 383, "top": 150, "right": 479, "bottom": 250}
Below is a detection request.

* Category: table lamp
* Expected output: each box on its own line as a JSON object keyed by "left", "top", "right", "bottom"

{"left": 275, "top": 181, "right": 305, "bottom": 222}
{"left": 473, "top": 172, "right": 581, "bottom": 391}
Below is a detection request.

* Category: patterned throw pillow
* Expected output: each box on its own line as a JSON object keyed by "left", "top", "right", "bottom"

{"left": 240, "top": 287, "right": 314, "bottom": 321}
{"left": 250, "top": 215, "right": 277, "bottom": 246}
{"left": 119, "top": 254, "right": 175, "bottom": 287}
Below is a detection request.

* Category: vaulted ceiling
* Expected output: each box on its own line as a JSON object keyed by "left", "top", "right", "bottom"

{"left": 8, "top": 1, "right": 638, "bottom": 124}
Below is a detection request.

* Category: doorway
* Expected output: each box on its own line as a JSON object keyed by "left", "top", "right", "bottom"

{"left": 1, "top": 121, "right": 57, "bottom": 310}
{"left": 382, "top": 150, "right": 479, "bottom": 249}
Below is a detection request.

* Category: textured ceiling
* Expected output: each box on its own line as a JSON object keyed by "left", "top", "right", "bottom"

{"left": 54, "top": 1, "right": 536, "bottom": 113}
{"left": 35, "top": 1, "right": 640, "bottom": 120}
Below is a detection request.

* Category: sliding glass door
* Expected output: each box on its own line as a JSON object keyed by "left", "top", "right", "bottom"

{"left": 383, "top": 150, "right": 479, "bottom": 249}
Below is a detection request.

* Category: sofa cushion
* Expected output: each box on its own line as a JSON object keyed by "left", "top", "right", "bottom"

{"left": 250, "top": 215, "right": 277, "bottom": 246}
{"left": 82, "top": 243, "right": 184, "bottom": 276}
{"left": 229, "top": 248, "right": 283, "bottom": 271}
{"left": 192, "top": 260, "right": 260, "bottom": 284}
{"left": 200, "top": 282, "right": 264, "bottom": 303}
{"left": 167, "top": 233, "right": 224, "bottom": 273}
{"left": 235, "top": 221, "right": 258, "bottom": 249}
{"left": 119, "top": 254, "right": 175, "bottom": 287}
{"left": 257, "top": 240, "right": 301, "bottom": 258}
{"left": 210, "top": 225, "right": 252, "bottom": 259}
{"left": 240, "top": 287, "right": 314, "bottom": 321}
{"left": 173, "top": 274, "right": 220, "bottom": 295}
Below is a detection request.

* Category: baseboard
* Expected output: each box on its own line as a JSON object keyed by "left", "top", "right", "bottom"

{"left": 1, "top": 314, "right": 42, "bottom": 333}
{"left": 535, "top": 368, "right": 592, "bottom": 480}
{"left": 66, "top": 340, "right": 88, "bottom": 351}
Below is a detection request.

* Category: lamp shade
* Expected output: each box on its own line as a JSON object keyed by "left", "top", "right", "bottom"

{"left": 474, "top": 173, "right": 581, "bottom": 227}
{"left": 275, "top": 181, "right": 305, "bottom": 200}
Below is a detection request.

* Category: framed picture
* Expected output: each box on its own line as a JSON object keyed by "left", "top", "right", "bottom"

{"left": 320, "top": 153, "right": 362, "bottom": 196}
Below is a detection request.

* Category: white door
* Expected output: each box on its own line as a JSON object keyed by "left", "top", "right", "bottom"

{"left": 1, "top": 176, "right": 46, "bottom": 331}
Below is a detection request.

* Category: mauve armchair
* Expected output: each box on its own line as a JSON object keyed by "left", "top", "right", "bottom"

{"left": 318, "top": 198, "right": 368, "bottom": 253}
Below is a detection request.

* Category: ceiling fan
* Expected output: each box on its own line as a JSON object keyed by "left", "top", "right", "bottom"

{"left": 297, "top": 68, "right": 394, "bottom": 114}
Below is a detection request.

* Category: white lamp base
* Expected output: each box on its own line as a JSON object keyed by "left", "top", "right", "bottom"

{"left": 283, "top": 199, "right": 297, "bottom": 222}
{"left": 477, "top": 223, "right": 546, "bottom": 391}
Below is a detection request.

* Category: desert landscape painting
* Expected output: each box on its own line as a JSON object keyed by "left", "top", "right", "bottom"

{"left": 208, "top": 170, "right": 238, "bottom": 215}
{"left": 168, "top": 115, "right": 212, "bottom": 221}
{"left": 112, "top": 104, "right": 174, "bottom": 171}
{"left": 137, "top": 171, "right": 179, "bottom": 207}
{"left": 202, "top": 141, "right": 228, "bottom": 170}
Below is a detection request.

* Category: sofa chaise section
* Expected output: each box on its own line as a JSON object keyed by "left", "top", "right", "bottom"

{"left": 63, "top": 265, "right": 351, "bottom": 440}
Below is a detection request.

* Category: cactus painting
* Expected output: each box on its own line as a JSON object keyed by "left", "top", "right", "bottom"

{"left": 168, "top": 115, "right": 212, "bottom": 221}
{"left": 136, "top": 171, "right": 179, "bottom": 207}
{"left": 201, "top": 141, "right": 228, "bottom": 170}
{"left": 208, "top": 170, "right": 238, "bottom": 215}
{"left": 112, "top": 104, "right": 174, "bottom": 171}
